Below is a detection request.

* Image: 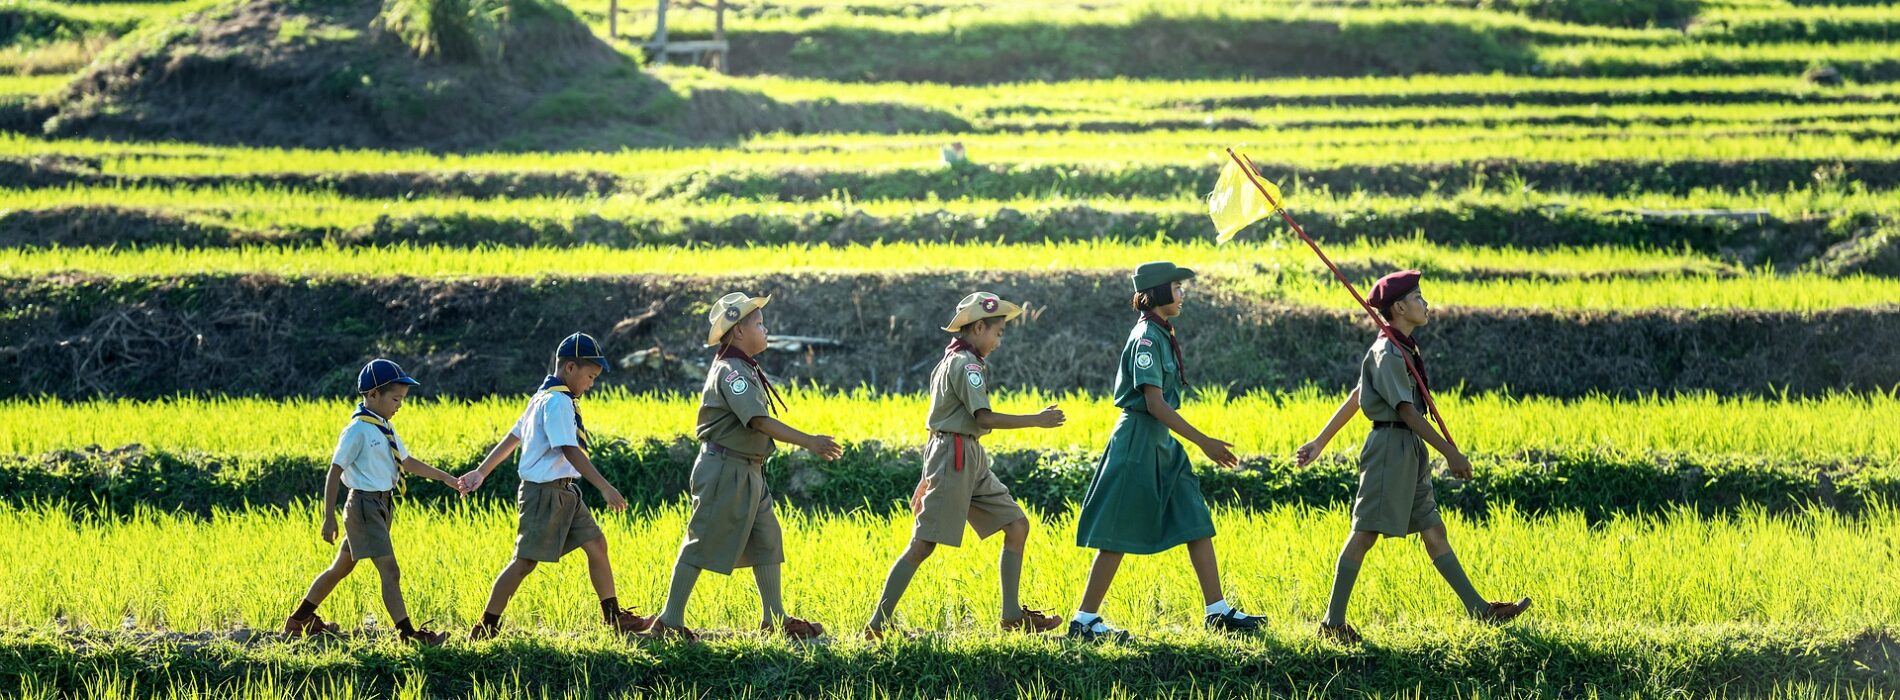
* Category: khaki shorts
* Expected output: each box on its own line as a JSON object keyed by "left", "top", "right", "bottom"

{"left": 514, "top": 479, "right": 606, "bottom": 563}
{"left": 1351, "top": 427, "right": 1443, "bottom": 538}
{"left": 913, "top": 433, "right": 1026, "bottom": 547}
{"left": 341, "top": 489, "right": 394, "bottom": 561}
{"left": 678, "top": 448, "right": 785, "bottom": 575}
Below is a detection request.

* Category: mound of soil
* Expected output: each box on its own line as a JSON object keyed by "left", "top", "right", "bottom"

{"left": 38, "top": 0, "right": 682, "bottom": 151}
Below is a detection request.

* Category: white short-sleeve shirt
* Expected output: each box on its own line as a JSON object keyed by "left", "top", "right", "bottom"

{"left": 513, "top": 391, "right": 583, "bottom": 483}
{"left": 331, "top": 419, "right": 410, "bottom": 492}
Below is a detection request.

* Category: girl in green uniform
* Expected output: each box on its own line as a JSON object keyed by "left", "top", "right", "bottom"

{"left": 1068, "top": 261, "right": 1264, "bottom": 641}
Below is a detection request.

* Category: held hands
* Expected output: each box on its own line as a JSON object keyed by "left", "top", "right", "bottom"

{"left": 443, "top": 473, "right": 474, "bottom": 495}
{"left": 458, "top": 469, "right": 486, "bottom": 493}
{"left": 805, "top": 435, "right": 844, "bottom": 461}
{"left": 1197, "top": 436, "right": 1240, "bottom": 470}
{"left": 320, "top": 515, "right": 338, "bottom": 544}
{"left": 1036, "top": 404, "right": 1066, "bottom": 429}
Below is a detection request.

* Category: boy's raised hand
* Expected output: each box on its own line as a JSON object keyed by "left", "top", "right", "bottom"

{"left": 1036, "top": 404, "right": 1066, "bottom": 428}
{"left": 1198, "top": 437, "right": 1240, "bottom": 470}
{"left": 1295, "top": 438, "right": 1327, "bottom": 468}
{"left": 321, "top": 515, "right": 338, "bottom": 544}
{"left": 805, "top": 435, "right": 844, "bottom": 461}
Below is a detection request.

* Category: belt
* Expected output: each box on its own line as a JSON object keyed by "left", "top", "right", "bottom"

{"left": 931, "top": 430, "right": 976, "bottom": 471}
{"left": 525, "top": 477, "right": 578, "bottom": 489}
{"left": 701, "top": 442, "right": 765, "bottom": 467}
{"left": 1372, "top": 421, "right": 1408, "bottom": 430}
{"left": 350, "top": 488, "right": 393, "bottom": 496}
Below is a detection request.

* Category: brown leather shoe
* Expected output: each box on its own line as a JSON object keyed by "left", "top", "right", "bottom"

{"left": 862, "top": 626, "right": 887, "bottom": 641}
{"left": 469, "top": 621, "right": 500, "bottom": 641}
{"left": 760, "top": 616, "right": 827, "bottom": 640}
{"left": 1477, "top": 597, "right": 1532, "bottom": 624}
{"left": 638, "top": 619, "right": 699, "bottom": 642}
{"left": 1001, "top": 606, "right": 1063, "bottom": 633}
{"left": 1318, "top": 622, "right": 1362, "bottom": 645}
{"left": 400, "top": 623, "right": 450, "bottom": 647}
{"left": 283, "top": 614, "right": 339, "bottom": 638}
{"left": 607, "top": 608, "right": 656, "bottom": 634}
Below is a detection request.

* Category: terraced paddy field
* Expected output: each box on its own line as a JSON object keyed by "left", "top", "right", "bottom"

{"left": 3, "top": 0, "right": 1899, "bottom": 696}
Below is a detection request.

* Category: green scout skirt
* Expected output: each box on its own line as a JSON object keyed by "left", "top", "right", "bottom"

{"left": 1074, "top": 411, "right": 1217, "bottom": 555}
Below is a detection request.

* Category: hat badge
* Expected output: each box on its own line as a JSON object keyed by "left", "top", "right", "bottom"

{"left": 981, "top": 298, "right": 998, "bottom": 313}
{"left": 724, "top": 306, "right": 740, "bottom": 321}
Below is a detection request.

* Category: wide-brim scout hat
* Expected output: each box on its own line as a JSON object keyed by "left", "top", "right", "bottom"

{"left": 1366, "top": 270, "right": 1423, "bottom": 310}
{"left": 941, "top": 291, "right": 1024, "bottom": 333}
{"left": 556, "top": 332, "right": 610, "bottom": 371}
{"left": 357, "top": 358, "right": 421, "bottom": 394}
{"left": 1132, "top": 261, "right": 1196, "bottom": 292}
{"left": 707, "top": 292, "right": 771, "bottom": 346}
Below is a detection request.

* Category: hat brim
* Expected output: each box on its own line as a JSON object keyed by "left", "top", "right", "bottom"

{"left": 1132, "top": 266, "right": 1197, "bottom": 292}
{"left": 362, "top": 375, "right": 421, "bottom": 393}
{"left": 706, "top": 296, "right": 772, "bottom": 346}
{"left": 941, "top": 300, "right": 1024, "bottom": 333}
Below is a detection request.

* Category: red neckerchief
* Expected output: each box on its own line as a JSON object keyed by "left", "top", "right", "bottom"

{"left": 1382, "top": 326, "right": 1430, "bottom": 391}
{"left": 945, "top": 337, "right": 986, "bottom": 360}
{"left": 1139, "top": 312, "right": 1186, "bottom": 381}
{"left": 716, "top": 344, "right": 787, "bottom": 415}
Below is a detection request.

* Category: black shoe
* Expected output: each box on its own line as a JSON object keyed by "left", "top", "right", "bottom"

{"left": 1065, "top": 618, "right": 1130, "bottom": 643}
{"left": 1205, "top": 608, "right": 1265, "bottom": 634}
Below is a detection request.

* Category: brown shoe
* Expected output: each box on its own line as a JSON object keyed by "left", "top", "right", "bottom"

{"left": 283, "top": 614, "right": 339, "bottom": 638}
{"left": 1317, "top": 622, "right": 1362, "bottom": 645}
{"left": 400, "top": 623, "right": 450, "bottom": 647}
{"left": 761, "top": 616, "right": 827, "bottom": 640}
{"left": 639, "top": 619, "right": 699, "bottom": 642}
{"left": 1001, "top": 607, "right": 1063, "bottom": 633}
{"left": 862, "top": 626, "right": 887, "bottom": 641}
{"left": 1477, "top": 597, "right": 1532, "bottom": 624}
{"left": 469, "top": 621, "right": 500, "bottom": 641}
{"left": 607, "top": 608, "right": 656, "bottom": 634}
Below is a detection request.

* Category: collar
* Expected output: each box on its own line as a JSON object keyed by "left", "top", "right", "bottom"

{"left": 945, "top": 337, "right": 986, "bottom": 360}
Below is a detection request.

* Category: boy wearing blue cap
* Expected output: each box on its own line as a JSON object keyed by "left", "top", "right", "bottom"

{"left": 1296, "top": 270, "right": 1530, "bottom": 644}
{"left": 284, "top": 359, "right": 468, "bottom": 646}
{"left": 461, "top": 333, "right": 652, "bottom": 639}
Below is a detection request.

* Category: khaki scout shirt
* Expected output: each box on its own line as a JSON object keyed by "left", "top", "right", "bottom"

{"left": 925, "top": 348, "right": 992, "bottom": 438}
{"left": 696, "top": 356, "right": 776, "bottom": 460}
{"left": 1358, "top": 336, "right": 1420, "bottom": 423}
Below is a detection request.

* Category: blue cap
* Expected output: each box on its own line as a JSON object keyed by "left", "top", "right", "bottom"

{"left": 556, "top": 332, "right": 610, "bottom": 371}
{"left": 357, "top": 358, "right": 421, "bottom": 394}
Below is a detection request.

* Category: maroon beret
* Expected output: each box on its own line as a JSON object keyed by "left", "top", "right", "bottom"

{"left": 1367, "top": 270, "right": 1422, "bottom": 309}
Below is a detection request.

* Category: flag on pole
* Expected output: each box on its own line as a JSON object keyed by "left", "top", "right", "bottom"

{"left": 1207, "top": 157, "right": 1281, "bottom": 243}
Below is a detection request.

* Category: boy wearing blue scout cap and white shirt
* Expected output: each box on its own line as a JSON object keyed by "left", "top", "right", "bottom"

{"left": 862, "top": 292, "right": 1067, "bottom": 639}
{"left": 644, "top": 293, "right": 843, "bottom": 641}
{"left": 1295, "top": 270, "right": 1530, "bottom": 644}
{"left": 460, "top": 333, "right": 654, "bottom": 639}
{"left": 284, "top": 359, "right": 468, "bottom": 646}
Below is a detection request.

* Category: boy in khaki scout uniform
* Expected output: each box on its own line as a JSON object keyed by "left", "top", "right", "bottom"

{"left": 1295, "top": 270, "right": 1531, "bottom": 644}
{"left": 459, "top": 333, "right": 654, "bottom": 640}
{"left": 644, "top": 292, "right": 843, "bottom": 641}
{"left": 863, "top": 292, "right": 1067, "bottom": 639}
{"left": 284, "top": 359, "right": 467, "bottom": 646}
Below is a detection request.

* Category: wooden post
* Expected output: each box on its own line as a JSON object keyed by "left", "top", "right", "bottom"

{"left": 654, "top": 0, "right": 669, "bottom": 65}
{"left": 713, "top": 0, "right": 725, "bottom": 73}
{"left": 609, "top": 0, "right": 618, "bottom": 39}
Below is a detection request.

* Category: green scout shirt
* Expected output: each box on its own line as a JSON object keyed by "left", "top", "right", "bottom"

{"left": 1358, "top": 336, "right": 1419, "bottom": 423}
{"left": 696, "top": 357, "right": 776, "bottom": 459}
{"left": 926, "top": 348, "right": 992, "bottom": 437}
{"left": 1112, "top": 320, "right": 1182, "bottom": 414}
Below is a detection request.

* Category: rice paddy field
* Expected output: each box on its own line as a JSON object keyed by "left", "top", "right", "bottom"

{"left": 3, "top": 0, "right": 1899, "bottom": 696}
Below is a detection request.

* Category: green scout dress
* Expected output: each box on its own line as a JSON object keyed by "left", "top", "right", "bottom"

{"left": 1074, "top": 316, "right": 1216, "bottom": 554}
{"left": 1352, "top": 335, "right": 1444, "bottom": 538}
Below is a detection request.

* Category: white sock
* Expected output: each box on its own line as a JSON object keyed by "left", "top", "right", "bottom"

{"left": 1073, "top": 610, "right": 1100, "bottom": 626}
{"left": 1205, "top": 599, "right": 1232, "bottom": 616}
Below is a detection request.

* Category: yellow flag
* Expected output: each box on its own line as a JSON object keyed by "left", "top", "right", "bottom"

{"left": 1208, "top": 158, "right": 1281, "bottom": 243}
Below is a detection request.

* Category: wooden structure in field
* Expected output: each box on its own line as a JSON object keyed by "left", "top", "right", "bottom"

{"left": 612, "top": 0, "right": 729, "bottom": 72}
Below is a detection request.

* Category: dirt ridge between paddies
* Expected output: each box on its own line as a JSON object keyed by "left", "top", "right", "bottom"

{"left": 3, "top": 272, "right": 1896, "bottom": 400}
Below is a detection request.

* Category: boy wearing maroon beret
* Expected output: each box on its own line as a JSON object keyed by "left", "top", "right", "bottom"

{"left": 1294, "top": 270, "right": 1531, "bottom": 644}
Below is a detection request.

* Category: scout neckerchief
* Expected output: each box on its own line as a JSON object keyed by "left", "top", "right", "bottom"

{"left": 1382, "top": 326, "right": 1437, "bottom": 420}
{"left": 945, "top": 337, "right": 986, "bottom": 360}
{"left": 352, "top": 403, "right": 407, "bottom": 495}
{"left": 716, "top": 344, "right": 787, "bottom": 415}
{"left": 1139, "top": 312, "right": 1186, "bottom": 382}
{"left": 537, "top": 374, "right": 590, "bottom": 448}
